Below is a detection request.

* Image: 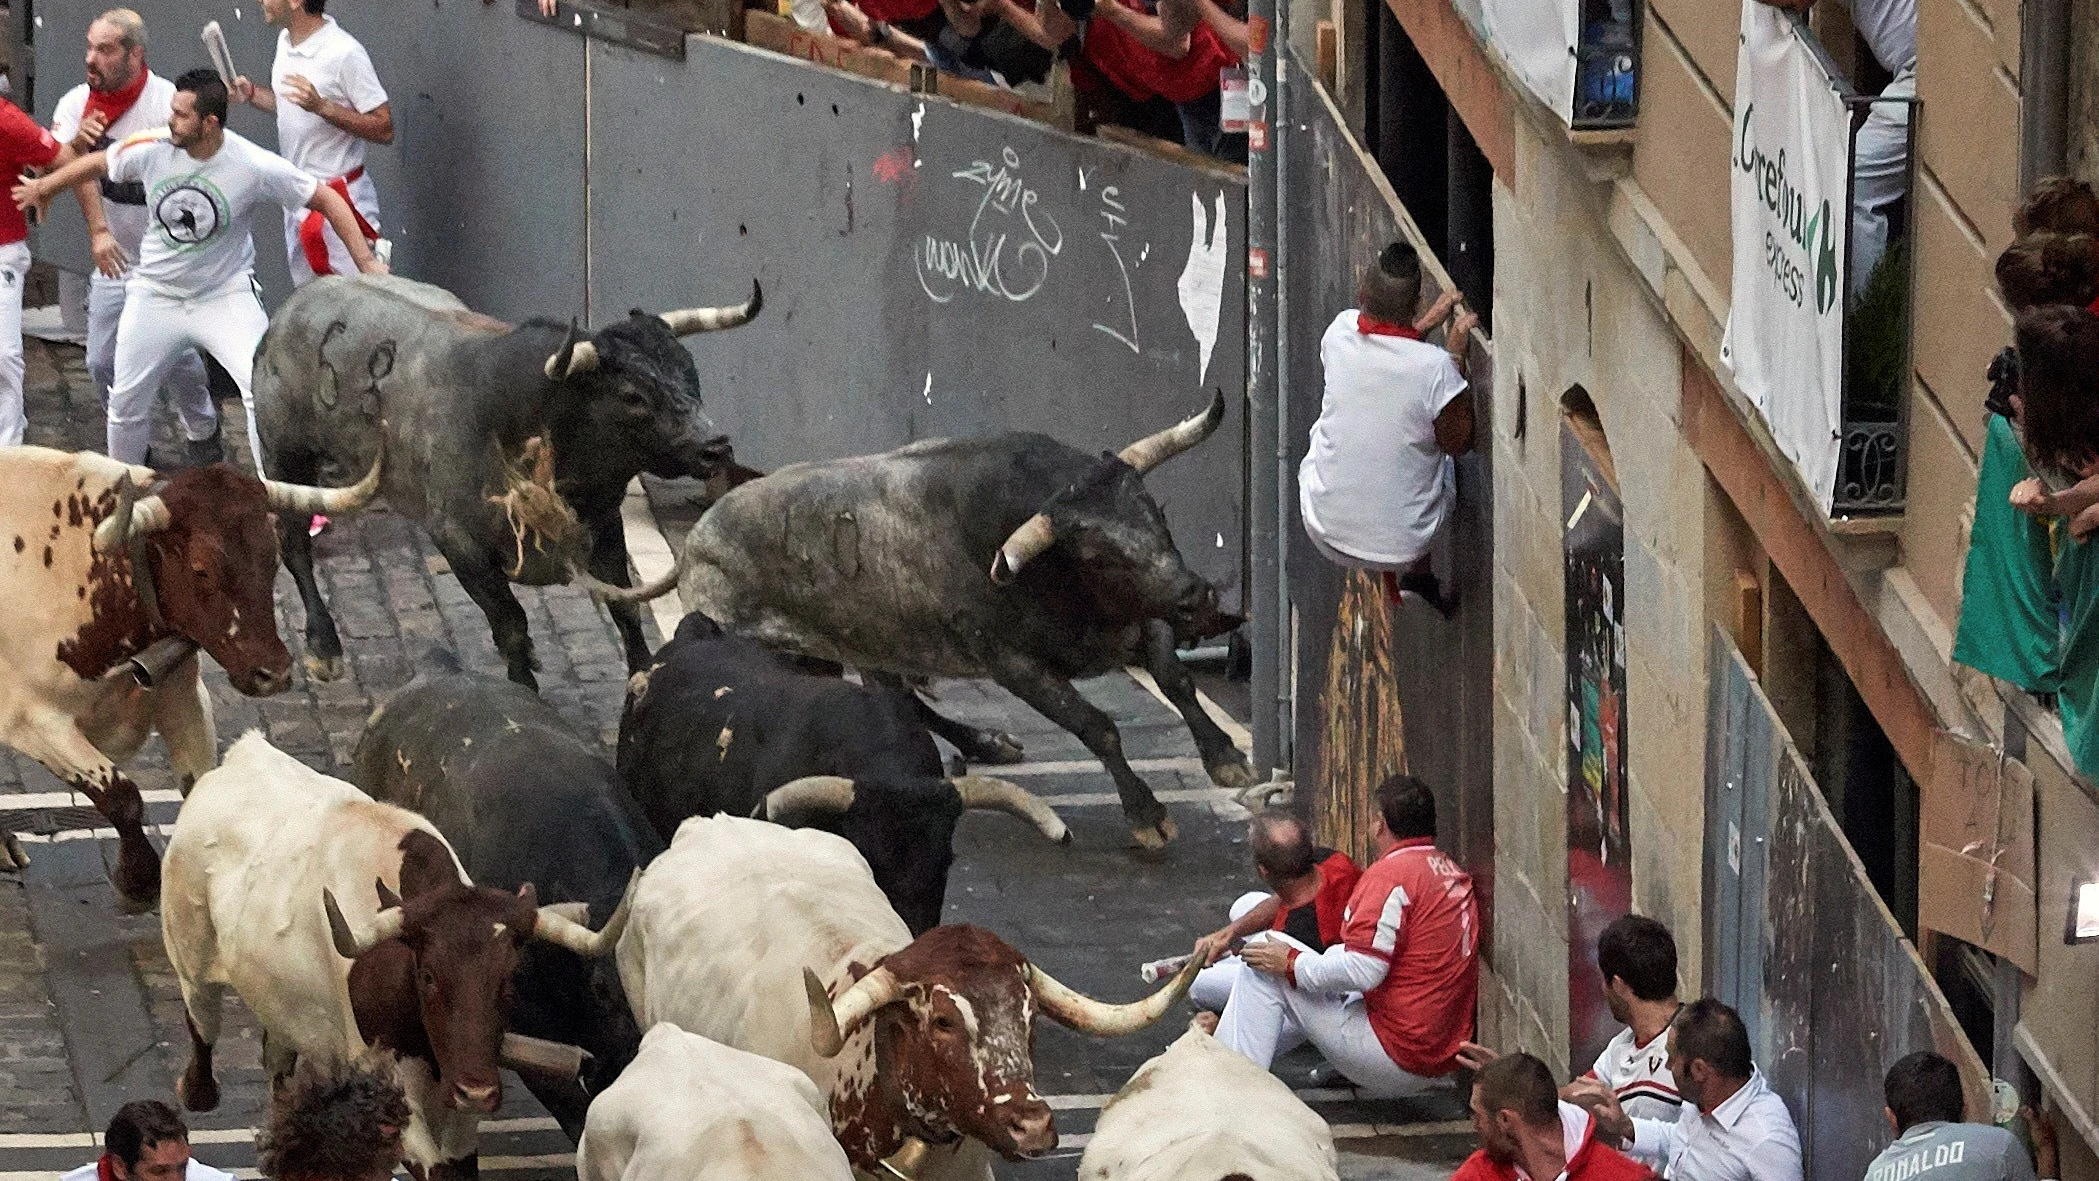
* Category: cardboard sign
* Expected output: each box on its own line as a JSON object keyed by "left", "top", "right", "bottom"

{"left": 1481, "top": 0, "right": 1575, "bottom": 122}
{"left": 1920, "top": 730, "right": 2038, "bottom": 976}
{"left": 1720, "top": 0, "right": 1849, "bottom": 511}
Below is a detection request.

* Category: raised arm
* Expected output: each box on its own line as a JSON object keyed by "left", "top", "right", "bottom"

{"left": 305, "top": 184, "right": 387, "bottom": 274}
{"left": 231, "top": 75, "right": 278, "bottom": 114}
{"left": 280, "top": 75, "right": 394, "bottom": 145}
{"left": 13, "top": 150, "right": 110, "bottom": 212}
{"left": 990, "top": 0, "right": 1078, "bottom": 51}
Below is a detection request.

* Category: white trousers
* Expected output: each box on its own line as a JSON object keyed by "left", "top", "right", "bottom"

{"left": 0, "top": 240, "right": 28, "bottom": 446}
{"left": 110, "top": 283, "right": 266, "bottom": 470}
{"left": 1191, "top": 891, "right": 1274, "bottom": 1012}
{"left": 88, "top": 272, "right": 215, "bottom": 447}
{"left": 284, "top": 172, "right": 380, "bottom": 287}
{"left": 1849, "top": 66, "right": 1915, "bottom": 299}
{"left": 1213, "top": 930, "right": 1442, "bottom": 1100}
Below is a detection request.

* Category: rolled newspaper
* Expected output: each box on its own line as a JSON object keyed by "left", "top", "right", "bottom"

{"left": 1139, "top": 953, "right": 1193, "bottom": 984}
{"left": 201, "top": 21, "right": 239, "bottom": 89}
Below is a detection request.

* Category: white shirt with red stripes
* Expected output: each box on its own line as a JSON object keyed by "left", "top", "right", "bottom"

{"left": 1585, "top": 1022, "right": 1682, "bottom": 1125}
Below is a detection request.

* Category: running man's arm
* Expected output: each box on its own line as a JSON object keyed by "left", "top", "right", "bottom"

{"left": 12, "top": 150, "right": 109, "bottom": 212}
{"left": 279, "top": 75, "right": 394, "bottom": 145}
{"left": 231, "top": 75, "right": 279, "bottom": 113}
{"left": 73, "top": 180, "right": 126, "bottom": 277}
{"left": 305, "top": 184, "right": 387, "bottom": 274}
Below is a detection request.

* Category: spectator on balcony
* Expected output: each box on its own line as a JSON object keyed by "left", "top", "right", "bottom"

{"left": 1863, "top": 1052, "right": 2057, "bottom": 1181}
{"left": 995, "top": 0, "right": 1244, "bottom": 160}
{"left": 1298, "top": 241, "right": 1476, "bottom": 615}
{"left": 1757, "top": 0, "right": 1914, "bottom": 300}
{"left": 824, "top": 0, "right": 1051, "bottom": 87}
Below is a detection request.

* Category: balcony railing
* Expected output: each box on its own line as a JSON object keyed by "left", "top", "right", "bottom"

{"left": 1572, "top": 0, "right": 1638, "bottom": 129}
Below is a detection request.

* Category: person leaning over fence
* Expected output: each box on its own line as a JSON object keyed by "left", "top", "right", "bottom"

{"left": 1861, "top": 1052, "right": 2056, "bottom": 1181}
{"left": 1572, "top": 998, "right": 1801, "bottom": 1181}
{"left": 1297, "top": 241, "right": 1478, "bottom": 617}
{"left": 256, "top": 1054, "right": 412, "bottom": 1181}
{"left": 822, "top": 0, "right": 1052, "bottom": 88}
{"left": 62, "top": 1101, "right": 236, "bottom": 1181}
{"left": 1455, "top": 1053, "right": 1656, "bottom": 1181}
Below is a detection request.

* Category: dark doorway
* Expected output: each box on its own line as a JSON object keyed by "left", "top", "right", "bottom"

{"left": 1360, "top": 2, "right": 1495, "bottom": 331}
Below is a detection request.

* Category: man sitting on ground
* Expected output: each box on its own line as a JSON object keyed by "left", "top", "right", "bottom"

{"left": 1187, "top": 808, "right": 1361, "bottom": 1015}
{"left": 256, "top": 1054, "right": 411, "bottom": 1181}
{"left": 1208, "top": 774, "right": 1478, "bottom": 1098}
{"left": 1299, "top": 242, "right": 1477, "bottom": 615}
{"left": 1864, "top": 1052, "right": 2055, "bottom": 1181}
{"left": 62, "top": 1101, "right": 235, "bottom": 1181}
{"left": 1572, "top": 998, "right": 1801, "bottom": 1181}
{"left": 1457, "top": 1053, "right": 1655, "bottom": 1181}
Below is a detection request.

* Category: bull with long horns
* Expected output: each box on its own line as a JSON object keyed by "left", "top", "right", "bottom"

{"left": 675, "top": 391, "right": 1252, "bottom": 849}
{"left": 251, "top": 273, "right": 761, "bottom": 690}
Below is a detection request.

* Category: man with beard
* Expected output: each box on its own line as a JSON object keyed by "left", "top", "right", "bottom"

{"left": 1456, "top": 1053, "right": 1654, "bottom": 1181}
{"left": 13, "top": 69, "right": 383, "bottom": 469}
{"left": 1577, "top": 999, "right": 1801, "bottom": 1181}
{"left": 50, "top": 9, "right": 219, "bottom": 468}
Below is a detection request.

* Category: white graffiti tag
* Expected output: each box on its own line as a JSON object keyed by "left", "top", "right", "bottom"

{"left": 1092, "top": 186, "right": 1140, "bottom": 353}
{"left": 916, "top": 146, "right": 1065, "bottom": 304}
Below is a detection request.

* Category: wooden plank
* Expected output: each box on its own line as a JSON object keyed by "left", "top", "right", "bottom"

{"left": 1680, "top": 347, "right": 1940, "bottom": 792}
{"left": 1734, "top": 569, "right": 1764, "bottom": 675}
{"left": 1315, "top": 19, "right": 1338, "bottom": 91}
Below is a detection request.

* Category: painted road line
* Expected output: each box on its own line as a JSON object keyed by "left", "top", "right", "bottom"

{"left": 621, "top": 476, "right": 684, "bottom": 640}
{"left": 992, "top": 756, "right": 1207, "bottom": 777}
{"left": 0, "top": 788, "right": 182, "bottom": 811}
{"left": 1124, "top": 666, "right": 1254, "bottom": 753}
{"left": 0, "top": 1157, "right": 576, "bottom": 1181}
{"left": 0, "top": 1118, "right": 565, "bottom": 1151}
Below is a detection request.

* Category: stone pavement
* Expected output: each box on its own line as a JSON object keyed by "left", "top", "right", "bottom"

{"left": 0, "top": 338, "right": 1472, "bottom": 1180}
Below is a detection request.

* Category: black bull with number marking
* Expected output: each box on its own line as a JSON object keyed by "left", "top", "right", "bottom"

{"left": 251, "top": 273, "right": 761, "bottom": 691}
{"left": 675, "top": 391, "right": 1253, "bottom": 850}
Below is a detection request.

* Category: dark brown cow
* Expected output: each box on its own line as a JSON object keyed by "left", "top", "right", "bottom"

{"left": 0, "top": 447, "right": 379, "bottom": 908}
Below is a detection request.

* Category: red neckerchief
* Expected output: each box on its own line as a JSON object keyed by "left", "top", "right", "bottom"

{"left": 2087, "top": 293, "right": 2099, "bottom": 317}
{"left": 96, "top": 1155, "right": 118, "bottom": 1181}
{"left": 83, "top": 70, "right": 150, "bottom": 133}
{"left": 1357, "top": 313, "right": 1423, "bottom": 340}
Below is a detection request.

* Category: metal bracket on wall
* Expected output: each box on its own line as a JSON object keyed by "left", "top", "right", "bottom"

{"left": 515, "top": 0, "right": 689, "bottom": 60}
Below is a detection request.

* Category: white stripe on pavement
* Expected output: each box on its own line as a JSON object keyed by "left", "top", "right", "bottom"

{"left": 990, "top": 756, "right": 1207, "bottom": 778}
{"left": 1124, "top": 666, "right": 1254, "bottom": 753}
{"left": 0, "top": 789, "right": 182, "bottom": 812}
{"left": 0, "top": 1118, "right": 564, "bottom": 1151}
{"left": 621, "top": 476, "right": 685, "bottom": 641}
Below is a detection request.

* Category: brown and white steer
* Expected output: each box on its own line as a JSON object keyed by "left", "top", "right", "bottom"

{"left": 576, "top": 1022, "right": 855, "bottom": 1181}
{"left": 162, "top": 733, "right": 635, "bottom": 1180}
{"left": 0, "top": 447, "right": 379, "bottom": 909}
{"left": 615, "top": 815, "right": 1199, "bottom": 1181}
{"left": 1077, "top": 1028, "right": 1339, "bottom": 1181}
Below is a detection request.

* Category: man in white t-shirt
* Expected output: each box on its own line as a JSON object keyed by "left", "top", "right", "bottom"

{"left": 231, "top": 0, "right": 392, "bottom": 287}
{"left": 1298, "top": 241, "right": 1477, "bottom": 616}
{"left": 15, "top": 69, "right": 384, "bottom": 468}
{"left": 61, "top": 1101, "right": 236, "bottom": 1181}
{"left": 1757, "top": 0, "right": 1915, "bottom": 296}
{"left": 51, "top": 9, "right": 219, "bottom": 467}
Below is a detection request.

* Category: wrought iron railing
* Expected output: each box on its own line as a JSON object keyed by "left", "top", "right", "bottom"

{"left": 1572, "top": 0, "right": 1639, "bottom": 129}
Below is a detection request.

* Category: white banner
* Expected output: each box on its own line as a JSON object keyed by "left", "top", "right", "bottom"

{"left": 1720, "top": 0, "right": 1849, "bottom": 511}
{"left": 1482, "top": 0, "right": 1576, "bottom": 123}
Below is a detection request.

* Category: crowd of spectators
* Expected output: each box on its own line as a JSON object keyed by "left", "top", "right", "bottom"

{"left": 1952, "top": 176, "right": 2099, "bottom": 779}
{"left": 806, "top": 0, "right": 1250, "bottom": 159}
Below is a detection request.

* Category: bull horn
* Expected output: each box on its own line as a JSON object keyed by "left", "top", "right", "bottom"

{"left": 764, "top": 776, "right": 857, "bottom": 824}
{"left": 805, "top": 965, "right": 904, "bottom": 1058}
{"left": 323, "top": 888, "right": 406, "bottom": 959}
{"left": 988, "top": 513, "right": 1054, "bottom": 584}
{"left": 531, "top": 870, "right": 638, "bottom": 958}
{"left": 545, "top": 339, "right": 600, "bottom": 379}
{"left": 568, "top": 556, "right": 683, "bottom": 604}
{"left": 92, "top": 482, "right": 171, "bottom": 555}
{"left": 951, "top": 776, "right": 1069, "bottom": 845}
{"left": 1116, "top": 389, "right": 1226, "bottom": 475}
{"left": 266, "top": 444, "right": 385, "bottom": 517}
{"left": 1028, "top": 955, "right": 1199, "bottom": 1036}
{"left": 659, "top": 279, "right": 764, "bottom": 336}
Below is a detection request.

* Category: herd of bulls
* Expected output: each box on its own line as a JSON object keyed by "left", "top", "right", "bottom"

{"left": 0, "top": 271, "right": 1336, "bottom": 1180}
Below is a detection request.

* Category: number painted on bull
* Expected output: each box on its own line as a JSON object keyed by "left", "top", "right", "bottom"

{"left": 1093, "top": 187, "right": 1140, "bottom": 354}
{"left": 915, "top": 146, "right": 1063, "bottom": 304}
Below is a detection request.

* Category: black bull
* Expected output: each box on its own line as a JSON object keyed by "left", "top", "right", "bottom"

{"left": 352, "top": 650, "right": 661, "bottom": 1139}
{"left": 253, "top": 273, "right": 760, "bottom": 690}
{"left": 675, "top": 391, "right": 1254, "bottom": 849}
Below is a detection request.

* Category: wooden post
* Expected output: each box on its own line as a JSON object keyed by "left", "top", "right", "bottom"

{"left": 1315, "top": 19, "right": 1338, "bottom": 92}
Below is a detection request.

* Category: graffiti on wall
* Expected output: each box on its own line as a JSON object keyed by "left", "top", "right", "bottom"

{"left": 1562, "top": 415, "right": 1630, "bottom": 1075}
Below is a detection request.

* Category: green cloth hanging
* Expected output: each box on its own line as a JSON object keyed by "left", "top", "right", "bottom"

{"left": 2057, "top": 530, "right": 2099, "bottom": 780}
{"left": 1953, "top": 414, "right": 2061, "bottom": 693}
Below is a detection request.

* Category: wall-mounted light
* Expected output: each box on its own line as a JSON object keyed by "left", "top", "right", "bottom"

{"left": 2067, "top": 881, "right": 2099, "bottom": 945}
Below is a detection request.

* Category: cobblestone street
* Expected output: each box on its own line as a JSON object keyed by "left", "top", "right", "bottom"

{"left": 0, "top": 338, "right": 1470, "bottom": 1181}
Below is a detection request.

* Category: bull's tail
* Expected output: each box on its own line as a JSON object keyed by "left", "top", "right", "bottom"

{"left": 569, "top": 556, "right": 682, "bottom": 605}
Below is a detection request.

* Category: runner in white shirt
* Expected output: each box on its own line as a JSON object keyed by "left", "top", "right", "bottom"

{"left": 1581, "top": 914, "right": 1685, "bottom": 1125}
{"left": 60, "top": 1101, "right": 236, "bottom": 1181}
{"left": 1580, "top": 999, "right": 1803, "bottom": 1181}
{"left": 231, "top": 0, "right": 392, "bottom": 287}
{"left": 50, "top": 9, "right": 219, "bottom": 466}
{"left": 14, "top": 69, "right": 385, "bottom": 468}
{"left": 1298, "top": 242, "right": 1477, "bottom": 616}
